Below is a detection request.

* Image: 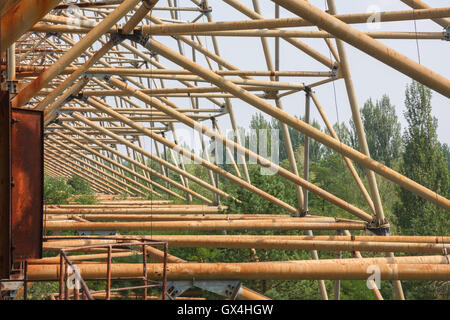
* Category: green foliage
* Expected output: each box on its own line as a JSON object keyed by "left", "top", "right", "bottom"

{"left": 73, "top": 194, "right": 97, "bottom": 205}
{"left": 350, "top": 95, "right": 402, "bottom": 167}
{"left": 271, "top": 115, "right": 324, "bottom": 163}
{"left": 44, "top": 174, "right": 97, "bottom": 205}
{"left": 393, "top": 82, "right": 449, "bottom": 236}
{"left": 44, "top": 175, "right": 73, "bottom": 204}
{"left": 67, "top": 174, "right": 93, "bottom": 195}
{"left": 36, "top": 85, "right": 448, "bottom": 300}
{"left": 222, "top": 163, "right": 297, "bottom": 214}
{"left": 21, "top": 281, "right": 59, "bottom": 300}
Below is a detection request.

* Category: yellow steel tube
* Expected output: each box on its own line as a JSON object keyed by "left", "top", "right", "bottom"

{"left": 26, "top": 262, "right": 450, "bottom": 281}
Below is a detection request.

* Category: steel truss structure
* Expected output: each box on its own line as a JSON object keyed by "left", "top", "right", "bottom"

{"left": 0, "top": 0, "right": 449, "bottom": 300}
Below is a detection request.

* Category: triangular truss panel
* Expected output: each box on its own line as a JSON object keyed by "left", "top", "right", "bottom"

{"left": 1, "top": 0, "right": 449, "bottom": 300}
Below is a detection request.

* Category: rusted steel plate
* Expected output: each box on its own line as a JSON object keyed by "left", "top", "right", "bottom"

{"left": 11, "top": 108, "right": 43, "bottom": 261}
{"left": 0, "top": 91, "right": 11, "bottom": 278}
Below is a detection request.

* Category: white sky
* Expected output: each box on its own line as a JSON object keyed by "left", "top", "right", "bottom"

{"left": 157, "top": 0, "right": 450, "bottom": 148}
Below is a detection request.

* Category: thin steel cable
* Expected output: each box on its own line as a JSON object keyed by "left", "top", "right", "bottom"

{"left": 413, "top": 10, "right": 422, "bottom": 65}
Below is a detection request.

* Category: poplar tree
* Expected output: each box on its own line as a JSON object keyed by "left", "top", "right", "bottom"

{"left": 394, "top": 82, "right": 449, "bottom": 236}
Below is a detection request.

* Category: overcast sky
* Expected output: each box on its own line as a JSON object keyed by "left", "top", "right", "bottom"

{"left": 150, "top": 0, "right": 449, "bottom": 151}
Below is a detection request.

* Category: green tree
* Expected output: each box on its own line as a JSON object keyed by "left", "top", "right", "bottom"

{"left": 394, "top": 82, "right": 449, "bottom": 236}
{"left": 248, "top": 113, "right": 273, "bottom": 157}
{"left": 270, "top": 115, "right": 324, "bottom": 162}
{"left": 43, "top": 175, "right": 74, "bottom": 204}
{"left": 67, "top": 174, "right": 93, "bottom": 195}
{"left": 440, "top": 143, "right": 450, "bottom": 195}
{"left": 350, "top": 95, "right": 402, "bottom": 167}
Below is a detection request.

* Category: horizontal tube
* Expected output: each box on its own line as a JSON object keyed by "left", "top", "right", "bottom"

{"left": 26, "top": 262, "right": 450, "bottom": 281}
{"left": 44, "top": 220, "right": 367, "bottom": 231}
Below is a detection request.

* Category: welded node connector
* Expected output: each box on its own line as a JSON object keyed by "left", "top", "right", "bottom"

{"left": 366, "top": 219, "right": 390, "bottom": 236}
{"left": 47, "top": 117, "right": 62, "bottom": 127}
{"left": 444, "top": 26, "right": 450, "bottom": 41}
{"left": 45, "top": 32, "right": 62, "bottom": 39}
{"left": 73, "top": 93, "right": 88, "bottom": 103}
{"left": 129, "top": 32, "right": 158, "bottom": 58}
{"left": 110, "top": 31, "right": 127, "bottom": 46}
{"left": 56, "top": 109, "right": 73, "bottom": 117}
{"left": 199, "top": 1, "right": 212, "bottom": 15}
{"left": 304, "top": 86, "right": 312, "bottom": 96}
{"left": 298, "top": 209, "right": 309, "bottom": 217}
{"left": 331, "top": 63, "right": 339, "bottom": 78}
{"left": 142, "top": 0, "right": 158, "bottom": 10}
{"left": 63, "top": 92, "right": 81, "bottom": 105}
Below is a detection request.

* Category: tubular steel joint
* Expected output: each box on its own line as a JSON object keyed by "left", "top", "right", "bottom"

{"left": 72, "top": 93, "right": 88, "bottom": 103}
{"left": 331, "top": 64, "right": 339, "bottom": 78}
{"left": 201, "top": 6, "right": 212, "bottom": 15}
{"left": 444, "top": 26, "right": 450, "bottom": 41}
{"left": 304, "top": 86, "right": 312, "bottom": 95}
{"left": 45, "top": 32, "right": 62, "bottom": 39}
{"left": 87, "top": 73, "right": 112, "bottom": 81}
{"left": 200, "top": 0, "right": 212, "bottom": 14}
{"left": 366, "top": 220, "right": 390, "bottom": 236}
{"left": 298, "top": 210, "right": 309, "bottom": 217}
{"left": 130, "top": 33, "right": 158, "bottom": 57}
{"left": 56, "top": 109, "right": 74, "bottom": 117}
{"left": 142, "top": 0, "right": 156, "bottom": 9}
{"left": 110, "top": 32, "right": 127, "bottom": 45}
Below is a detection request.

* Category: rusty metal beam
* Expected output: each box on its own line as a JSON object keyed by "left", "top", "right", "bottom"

{"left": 26, "top": 262, "right": 450, "bottom": 281}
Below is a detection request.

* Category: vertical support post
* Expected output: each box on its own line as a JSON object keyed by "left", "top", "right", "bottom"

{"left": 106, "top": 245, "right": 112, "bottom": 300}
{"left": 6, "top": 44, "right": 15, "bottom": 81}
{"left": 275, "top": 4, "right": 280, "bottom": 78}
{"left": 387, "top": 251, "right": 406, "bottom": 300}
{"left": 325, "top": 0, "right": 385, "bottom": 226}
{"left": 162, "top": 243, "right": 168, "bottom": 300}
{"left": 0, "top": 91, "right": 11, "bottom": 280}
{"left": 74, "top": 283, "right": 79, "bottom": 301}
{"left": 211, "top": 118, "right": 221, "bottom": 206}
{"left": 326, "top": 0, "right": 404, "bottom": 301}
{"left": 64, "top": 264, "right": 69, "bottom": 300}
{"left": 59, "top": 253, "right": 64, "bottom": 300}
{"left": 143, "top": 243, "right": 148, "bottom": 300}
{"left": 334, "top": 230, "right": 342, "bottom": 300}
{"left": 303, "top": 88, "right": 328, "bottom": 300}
{"left": 23, "top": 261, "right": 28, "bottom": 301}
{"left": 303, "top": 89, "right": 311, "bottom": 212}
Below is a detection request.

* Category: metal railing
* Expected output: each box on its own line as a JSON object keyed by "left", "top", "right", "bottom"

{"left": 57, "top": 240, "right": 168, "bottom": 300}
